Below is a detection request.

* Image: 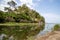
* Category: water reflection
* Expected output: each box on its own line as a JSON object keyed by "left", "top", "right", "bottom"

{"left": 38, "top": 23, "right": 56, "bottom": 36}
{"left": 0, "top": 24, "right": 44, "bottom": 40}
{"left": 0, "top": 34, "right": 7, "bottom": 40}
{"left": 9, "top": 36, "right": 14, "bottom": 40}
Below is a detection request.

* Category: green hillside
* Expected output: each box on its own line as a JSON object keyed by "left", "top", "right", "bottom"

{"left": 0, "top": 4, "right": 45, "bottom": 23}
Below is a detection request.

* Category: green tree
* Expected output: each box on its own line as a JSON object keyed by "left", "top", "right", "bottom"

{"left": 7, "top": 0, "right": 17, "bottom": 9}
{"left": 0, "top": 11, "right": 5, "bottom": 23}
{"left": 54, "top": 24, "right": 60, "bottom": 31}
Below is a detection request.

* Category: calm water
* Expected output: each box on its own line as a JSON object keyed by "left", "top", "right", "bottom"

{"left": 0, "top": 23, "right": 58, "bottom": 40}
{"left": 38, "top": 23, "right": 56, "bottom": 35}
{"left": 0, "top": 25, "right": 43, "bottom": 40}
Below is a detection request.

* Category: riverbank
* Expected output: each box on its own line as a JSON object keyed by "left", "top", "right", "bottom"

{"left": 35, "top": 31, "right": 60, "bottom": 40}
{"left": 0, "top": 23, "right": 39, "bottom": 26}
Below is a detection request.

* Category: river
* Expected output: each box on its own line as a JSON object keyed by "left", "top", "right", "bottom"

{"left": 38, "top": 23, "right": 56, "bottom": 36}
{"left": 0, "top": 23, "right": 57, "bottom": 40}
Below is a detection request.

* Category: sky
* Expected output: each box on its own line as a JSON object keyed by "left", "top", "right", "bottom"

{"left": 0, "top": 0, "right": 60, "bottom": 23}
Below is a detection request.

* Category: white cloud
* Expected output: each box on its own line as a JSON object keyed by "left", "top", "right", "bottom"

{"left": 19, "top": 0, "right": 34, "bottom": 9}
{"left": 0, "top": 0, "right": 41, "bottom": 11}
{"left": 19, "top": 0, "right": 41, "bottom": 9}
{"left": 0, "top": 4, "right": 9, "bottom": 11}
{"left": 19, "top": 0, "right": 43, "bottom": 10}
{"left": 41, "top": 13, "right": 60, "bottom": 23}
{"left": 20, "top": 0, "right": 33, "bottom": 5}
{"left": 3, "top": 0, "right": 17, "bottom": 3}
{"left": 0, "top": 0, "right": 17, "bottom": 11}
{"left": 2, "top": 0, "right": 17, "bottom": 5}
{"left": 0, "top": 5, "right": 4, "bottom": 11}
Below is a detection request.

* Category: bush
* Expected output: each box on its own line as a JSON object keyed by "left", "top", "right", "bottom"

{"left": 0, "top": 11, "right": 6, "bottom": 23}
{"left": 54, "top": 24, "right": 60, "bottom": 31}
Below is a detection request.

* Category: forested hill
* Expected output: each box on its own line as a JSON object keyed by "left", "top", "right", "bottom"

{"left": 0, "top": 1, "right": 45, "bottom": 23}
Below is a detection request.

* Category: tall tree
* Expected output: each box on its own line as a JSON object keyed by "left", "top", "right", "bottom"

{"left": 7, "top": 0, "right": 17, "bottom": 9}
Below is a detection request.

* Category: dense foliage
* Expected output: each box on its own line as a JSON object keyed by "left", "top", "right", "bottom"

{"left": 0, "top": 1, "right": 45, "bottom": 40}
{"left": 54, "top": 24, "right": 60, "bottom": 31}
{"left": 0, "top": 4, "right": 45, "bottom": 23}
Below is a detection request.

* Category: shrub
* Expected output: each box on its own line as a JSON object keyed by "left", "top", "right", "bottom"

{"left": 54, "top": 24, "right": 60, "bottom": 31}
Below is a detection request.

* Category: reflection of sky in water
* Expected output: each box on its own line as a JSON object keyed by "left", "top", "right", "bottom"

{"left": 0, "top": 34, "right": 7, "bottom": 40}
{"left": 38, "top": 24, "right": 56, "bottom": 36}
